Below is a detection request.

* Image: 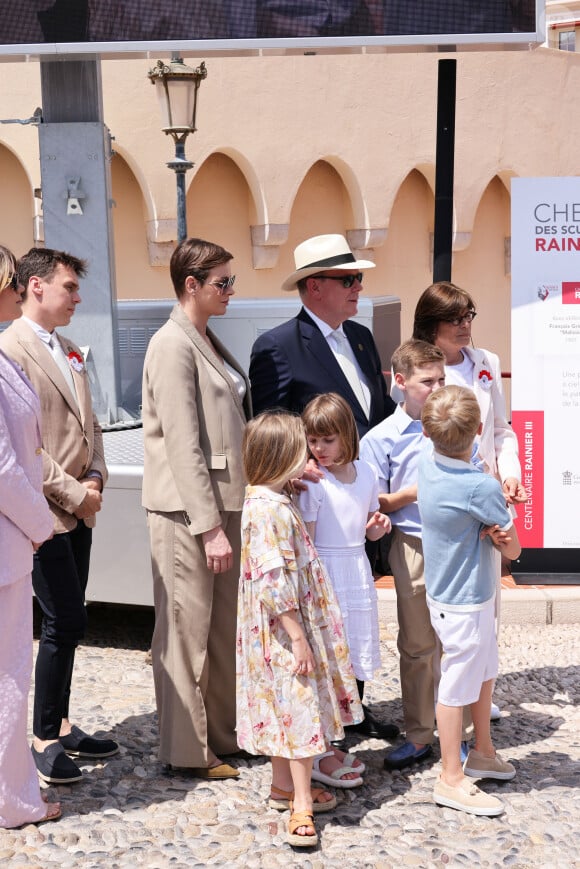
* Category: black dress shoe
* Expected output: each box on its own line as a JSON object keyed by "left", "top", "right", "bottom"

{"left": 330, "top": 737, "right": 349, "bottom": 753}
{"left": 346, "top": 707, "right": 400, "bottom": 740}
{"left": 32, "top": 743, "right": 83, "bottom": 784}
{"left": 59, "top": 725, "right": 119, "bottom": 758}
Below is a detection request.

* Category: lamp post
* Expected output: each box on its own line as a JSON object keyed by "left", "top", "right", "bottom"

{"left": 148, "top": 56, "right": 207, "bottom": 244}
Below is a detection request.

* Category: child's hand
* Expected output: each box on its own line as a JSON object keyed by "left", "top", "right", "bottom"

{"left": 291, "top": 636, "right": 315, "bottom": 676}
{"left": 481, "top": 524, "right": 512, "bottom": 550}
{"left": 365, "top": 511, "right": 392, "bottom": 541}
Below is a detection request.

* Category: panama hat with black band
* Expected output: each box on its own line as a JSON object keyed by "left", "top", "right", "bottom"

{"left": 282, "top": 234, "right": 375, "bottom": 292}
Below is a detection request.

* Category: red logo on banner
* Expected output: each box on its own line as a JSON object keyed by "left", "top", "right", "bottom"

{"left": 511, "top": 411, "right": 544, "bottom": 549}
{"left": 562, "top": 282, "right": 580, "bottom": 304}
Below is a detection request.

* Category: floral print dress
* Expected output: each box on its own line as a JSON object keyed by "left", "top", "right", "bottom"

{"left": 236, "top": 485, "right": 363, "bottom": 758}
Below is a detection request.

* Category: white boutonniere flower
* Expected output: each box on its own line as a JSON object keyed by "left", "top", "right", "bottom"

{"left": 67, "top": 350, "right": 85, "bottom": 373}
{"left": 478, "top": 368, "right": 493, "bottom": 390}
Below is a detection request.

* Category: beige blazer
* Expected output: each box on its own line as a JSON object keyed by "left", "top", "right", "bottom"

{"left": 0, "top": 319, "right": 107, "bottom": 533}
{"left": 142, "top": 304, "right": 251, "bottom": 536}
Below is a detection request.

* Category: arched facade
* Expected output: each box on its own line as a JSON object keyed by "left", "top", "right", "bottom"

{"left": 1, "top": 46, "right": 579, "bottom": 375}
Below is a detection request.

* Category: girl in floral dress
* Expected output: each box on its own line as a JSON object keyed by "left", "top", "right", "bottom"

{"left": 236, "top": 411, "right": 363, "bottom": 848}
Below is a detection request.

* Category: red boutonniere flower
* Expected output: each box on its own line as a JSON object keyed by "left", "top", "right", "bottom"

{"left": 478, "top": 369, "right": 493, "bottom": 389}
{"left": 67, "top": 350, "right": 85, "bottom": 373}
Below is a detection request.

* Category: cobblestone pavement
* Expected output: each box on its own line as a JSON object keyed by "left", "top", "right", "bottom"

{"left": 1, "top": 607, "right": 578, "bottom": 868}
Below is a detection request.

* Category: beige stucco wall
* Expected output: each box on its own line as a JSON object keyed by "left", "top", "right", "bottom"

{"left": 0, "top": 45, "right": 579, "bottom": 380}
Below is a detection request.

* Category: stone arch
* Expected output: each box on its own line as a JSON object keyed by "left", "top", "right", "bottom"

{"left": 110, "top": 151, "right": 168, "bottom": 299}
{"left": 271, "top": 159, "right": 358, "bottom": 293}
{"left": 186, "top": 151, "right": 263, "bottom": 292}
{"left": 371, "top": 169, "right": 435, "bottom": 340}
{"left": 0, "top": 142, "right": 36, "bottom": 254}
{"left": 453, "top": 175, "right": 512, "bottom": 372}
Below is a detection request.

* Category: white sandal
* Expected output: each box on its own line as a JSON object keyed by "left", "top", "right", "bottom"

{"left": 331, "top": 749, "right": 365, "bottom": 774}
{"left": 311, "top": 750, "right": 364, "bottom": 789}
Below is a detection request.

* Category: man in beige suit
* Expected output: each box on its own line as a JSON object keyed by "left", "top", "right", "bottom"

{"left": 142, "top": 238, "right": 251, "bottom": 778}
{"left": 0, "top": 247, "right": 118, "bottom": 785}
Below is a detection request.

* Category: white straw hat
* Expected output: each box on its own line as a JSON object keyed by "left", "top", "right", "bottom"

{"left": 282, "top": 234, "right": 375, "bottom": 291}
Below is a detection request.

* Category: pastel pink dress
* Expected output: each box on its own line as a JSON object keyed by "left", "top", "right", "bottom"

{"left": 0, "top": 351, "right": 53, "bottom": 828}
{"left": 236, "top": 486, "right": 363, "bottom": 758}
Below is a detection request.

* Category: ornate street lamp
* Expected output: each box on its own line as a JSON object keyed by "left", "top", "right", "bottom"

{"left": 148, "top": 56, "right": 207, "bottom": 244}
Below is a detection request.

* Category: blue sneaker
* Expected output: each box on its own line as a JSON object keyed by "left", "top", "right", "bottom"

{"left": 384, "top": 741, "right": 433, "bottom": 771}
{"left": 460, "top": 741, "right": 470, "bottom": 764}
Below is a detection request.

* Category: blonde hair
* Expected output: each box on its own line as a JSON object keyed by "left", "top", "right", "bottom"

{"left": 243, "top": 411, "right": 308, "bottom": 487}
{"left": 0, "top": 245, "right": 16, "bottom": 293}
{"left": 421, "top": 385, "right": 481, "bottom": 456}
{"left": 302, "top": 393, "right": 358, "bottom": 465}
{"left": 391, "top": 339, "right": 445, "bottom": 378}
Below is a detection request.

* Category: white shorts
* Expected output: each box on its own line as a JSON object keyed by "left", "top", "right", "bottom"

{"left": 428, "top": 596, "right": 498, "bottom": 707}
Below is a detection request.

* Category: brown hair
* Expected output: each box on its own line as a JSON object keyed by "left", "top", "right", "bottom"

{"left": 391, "top": 339, "right": 445, "bottom": 379}
{"left": 0, "top": 245, "right": 17, "bottom": 293}
{"left": 170, "top": 237, "right": 233, "bottom": 299}
{"left": 243, "top": 411, "right": 308, "bottom": 487}
{"left": 17, "top": 248, "right": 87, "bottom": 294}
{"left": 413, "top": 282, "right": 476, "bottom": 345}
{"left": 302, "top": 392, "right": 358, "bottom": 465}
{"left": 421, "top": 385, "right": 481, "bottom": 456}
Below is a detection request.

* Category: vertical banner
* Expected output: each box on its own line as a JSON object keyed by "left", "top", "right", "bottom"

{"left": 511, "top": 178, "right": 580, "bottom": 550}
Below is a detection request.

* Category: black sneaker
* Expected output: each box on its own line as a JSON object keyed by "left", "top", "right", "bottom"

{"left": 59, "top": 725, "right": 119, "bottom": 758}
{"left": 32, "top": 742, "right": 83, "bottom": 784}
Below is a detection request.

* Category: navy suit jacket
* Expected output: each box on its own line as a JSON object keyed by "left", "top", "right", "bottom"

{"left": 249, "top": 307, "right": 395, "bottom": 437}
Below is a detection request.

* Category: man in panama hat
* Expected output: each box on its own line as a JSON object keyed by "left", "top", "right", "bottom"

{"left": 249, "top": 234, "right": 399, "bottom": 752}
{"left": 250, "top": 234, "right": 395, "bottom": 437}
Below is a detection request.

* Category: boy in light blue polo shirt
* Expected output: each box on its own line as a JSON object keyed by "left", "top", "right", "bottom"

{"left": 360, "top": 339, "right": 445, "bottom": 771}
{"left": 419, "top": 385, "right": 521, "bottom": 817}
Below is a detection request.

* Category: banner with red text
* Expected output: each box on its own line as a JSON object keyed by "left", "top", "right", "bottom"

{"left": 511, "top": 177, "right": 580, "bottom": 549}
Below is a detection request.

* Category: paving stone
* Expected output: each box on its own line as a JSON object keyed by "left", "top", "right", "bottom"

{"left": 2, "top": 610, "right": 577, "bottom": 866}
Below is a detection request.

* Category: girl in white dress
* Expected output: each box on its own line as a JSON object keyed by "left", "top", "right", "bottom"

{"left": 299, "top": 394, "right": 391, "bottom": 699}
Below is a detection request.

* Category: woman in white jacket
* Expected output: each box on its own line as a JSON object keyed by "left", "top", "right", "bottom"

{"left": 0, "top": 245, "right": 60, "bottom": 828}
{"left": 412, "top": 282, "right": 525, "bottom": 499}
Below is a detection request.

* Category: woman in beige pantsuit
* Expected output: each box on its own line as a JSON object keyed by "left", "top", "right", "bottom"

{"left": 142, "top": 238, "right": 251, "bottom": 779}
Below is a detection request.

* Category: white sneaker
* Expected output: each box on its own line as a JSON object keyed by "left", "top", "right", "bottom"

{"left": 434, "top": 776, "right": 504, "bottom": 816}
{"left": 490, "top": 702, "right": 501, "bottom": 721}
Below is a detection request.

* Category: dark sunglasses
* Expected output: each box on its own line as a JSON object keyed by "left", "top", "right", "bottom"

{"left": 206, "top": 275, "right": 236, "bottom": 294}
{"left": 8, "top": 273, "right": 19, "bottom": 291}
{"left": 315, "top": 272, "right": 363, "bottom": 289}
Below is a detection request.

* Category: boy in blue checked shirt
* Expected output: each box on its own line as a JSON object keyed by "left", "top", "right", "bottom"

{"left": 360, "top": 339, "right": 446, "bottom": 771}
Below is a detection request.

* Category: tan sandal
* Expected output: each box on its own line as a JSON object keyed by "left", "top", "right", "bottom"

{"left": 268, "top": 785, "right": 336, "bottom": 813}
{"left": 14, "top": 801, "right": 61, "bottom": 828}
{"left": 287, "top": 810, "right": 318, "bottom": 847}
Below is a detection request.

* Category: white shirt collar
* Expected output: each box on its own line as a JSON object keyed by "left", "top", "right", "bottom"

{"left": 22, "top": 315, "right": 53, "bottom": 345}
{"left": 303, "top": 306, "right": 344, "bottom": 341}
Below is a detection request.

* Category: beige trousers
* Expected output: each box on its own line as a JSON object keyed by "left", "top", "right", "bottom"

{"left": 388, "top": 527, "right": 437, "bottom": 746}
{"left": 147, "top": 509, "right": 241, "bottom": 767}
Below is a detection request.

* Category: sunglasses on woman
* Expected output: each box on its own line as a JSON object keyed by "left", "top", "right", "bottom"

{"left": 206, "top": 275, "right": 236, "bottom": 294}
{"left": 445, "top": 310, "right": 477, "bottom": 326}
{"left": 315, "top": 272, "right": 364, "bottom": 289}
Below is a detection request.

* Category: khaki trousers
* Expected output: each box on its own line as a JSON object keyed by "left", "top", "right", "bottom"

{"left": 388, "top": 527, "right": 437, "bottom": 746}
{"left": 147, "top": 509, "right": 241, "bottom": 767}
